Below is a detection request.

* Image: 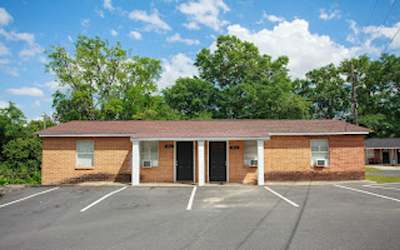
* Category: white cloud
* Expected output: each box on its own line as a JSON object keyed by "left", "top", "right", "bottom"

{"left": 2, "top": 66, "right": 18, "bottom": 76}
{"left": 0, "top": 7, "right": 13, "bottom": 26}
{"left": 81, "top": 18, "right": 91, "bottom": 28}
{"left": 260, "top": 12, "right": 285, "bottom": 23}
{"left": 346, "top": 20, "right": 400, "bottom": 52}
{"left": 319, "top": 9, "right": 340, "bottom": 21}
{"left": 110, "top": 29, "right": 118, "bottom": 36}
{"left": 7, "top": 87, "right": 44, "bottom": 97}
{"left": 0, "top": 41, "right": 9, "bottom": 56}
{"left": 128, "top": 30, "right": 142, "bottom": 40}
{"left": 67, "top": 35, "right": 73, "bottom": 43}
{"left": 19, "top": 43, "right": 42, "bottom": 57}
{"left": 128, "top": 9, "right": 171, "bottom": 31}
{"left": 103, "top": 0, "right": 114, "bottom": 11}
{"left": 0, "top": 100, "right": 8, "bottom": 108}
{"left": 178, "top": 0, "right": 230, "bottom": 31}
{"left": 167, "top": 33, "right": 200, "bottom": 45}
{"left": 0, "top": 28, "right": 43, "bottom": 58}
{"left": 97, "top": 9, "right": 105, "bottom": 18}
{"left": 226, "top": 19, "right": 358, "bottom": 78}
{"left": 158, "top": 53, "right": 198, "bottom": 89}
{"left": 362, "top": 22, "right": 400, "bottom": 50}
{"left": 39, "top": 80, "right": 69, "bottom": 94}
{"left": 0, "top": 29, "right": 34, "bottom": 44}
{"left": 0, "top": 58, "right": 9, "bottom": 64}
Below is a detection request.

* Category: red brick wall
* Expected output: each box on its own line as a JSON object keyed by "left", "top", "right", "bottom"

{"left": 140, "top": 141, "right": 174, "bottom": 183}
{"left": 228, "top": 141, "right": 257, "bottom": 184}
{"left": 42, "top": 137, "right": 131, "bottom": 184}
{"left": 264, "top": 135, "right": 365, "bottom": 181}
{"left": 41, "top": 138, "right": 174, "bottom": 184}
{"left": 42, "top": 135, "right": 365, "bottom": 184}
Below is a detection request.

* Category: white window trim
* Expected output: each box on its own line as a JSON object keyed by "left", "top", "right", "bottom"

{"left": 140, "top": 141, "right": 159, "bottom": 168}
{"left": 310, "top": 139, "right": 330, "bottom": 167}
{"left": 76, "top": 140, "right": 94, "bottom": 169}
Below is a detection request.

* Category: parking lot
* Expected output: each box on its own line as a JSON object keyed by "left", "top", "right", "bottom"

{"left": 1, "top": 182, "right": 400, "bottom": 250}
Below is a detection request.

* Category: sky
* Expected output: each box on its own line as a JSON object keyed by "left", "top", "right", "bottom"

{"left": 0, "top": 0, "right": 399, "bottom": 120}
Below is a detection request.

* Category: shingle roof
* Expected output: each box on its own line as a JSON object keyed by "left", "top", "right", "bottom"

{"left": 38, "top": 119, "right": 369, "bottom": 139}
{"left": 365, "top": 138, "right": 400, "bottom": 148}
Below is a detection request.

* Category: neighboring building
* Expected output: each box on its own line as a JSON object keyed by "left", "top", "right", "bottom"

{"left": 365, "top": 138, "right": 400, "bottom": 165}
{"left": 38, "top": 120, "right": 369, "bottom": 185}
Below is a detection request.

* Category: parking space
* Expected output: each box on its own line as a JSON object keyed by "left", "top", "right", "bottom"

{"left": 0, "top": 183, "right": 399, "bottom": 250}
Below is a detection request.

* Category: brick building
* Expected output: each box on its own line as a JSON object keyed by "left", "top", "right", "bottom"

{"left": 38, "top": 120, "right": 369, "bottom": 185}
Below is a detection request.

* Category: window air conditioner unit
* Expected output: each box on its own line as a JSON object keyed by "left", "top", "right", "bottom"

{"left": 246, "top": 159, "right": 258, "bottom": 167}
{"left": 143, "top": 160, "right": 152, "bottom": 168}
{"left": 314, "top": 159, "right": 327, "bottom": 167}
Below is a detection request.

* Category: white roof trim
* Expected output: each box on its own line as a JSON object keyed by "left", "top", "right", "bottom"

{"left": 39, "top": 131, "right": 368, "bottom": 138}
{"left": 269, "top": 132, "right": 368, "bottom": 136}
{"left": 38, "top": 134, "right": 133, "bottom": 138}
{"left": 130, "top": 136, "right": 270, "bottom": 141}
{"left": 365, "top": 147, "right": 400, "bottom": 149}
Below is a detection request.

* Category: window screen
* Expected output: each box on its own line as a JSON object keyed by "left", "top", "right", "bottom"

{"left": 311, "top": 140, "right": 329, "bottom": 165}
{"left": 76, "top": 141, "right": 94, "bottom": 167}
{"left": 244, "top": 140, "right": 258, "bottom": 166}
{"left": 140, "top": 141, "right": 159, "bottom": 167}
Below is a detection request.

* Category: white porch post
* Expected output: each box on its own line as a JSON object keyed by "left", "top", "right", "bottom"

{"left": 257, "top": 139, "right": 265, "bottom": 186}
{"left": 198, "top": 140, "right": 205, "bottom": 186}
{"left": 131, "top": 139, "right": 140, "bottom": 186}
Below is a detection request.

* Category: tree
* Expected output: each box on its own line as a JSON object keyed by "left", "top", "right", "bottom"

{"left": 295, "top": 64, "right": 350, "bottom": 119}
{"left": 163, "top": 77, "right": 217, "bottom": 119}
{"left": 47, "top": 35, "right": 170, "bottom": 121}
{"left": 194, "top": 35, "right": 309, "bottom": 119}
{"left": 0, "top": 103, "right": 51, "bottom": 184}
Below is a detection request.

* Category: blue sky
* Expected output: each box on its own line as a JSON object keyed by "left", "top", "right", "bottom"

{"left": 0, "top": 0, "right": 399, "bottom": 120}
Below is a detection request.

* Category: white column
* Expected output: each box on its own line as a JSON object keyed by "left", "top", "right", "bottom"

{"left": 198, "top": 140, "right": 205, "bottom": 186}
{"left": 257, "top": 139, "right": 265, "bottom": 186}
{"left": 131, "top": 139, "right": 140, "bottom": 186}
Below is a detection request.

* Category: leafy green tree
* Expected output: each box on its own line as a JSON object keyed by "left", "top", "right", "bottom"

{"left": 163, "top": 77, "right": 217, "bottom": 119}
{"left": 47, "top": 35, "right": 167, "bottom": 121}
{"left": 358, "top": 54, "right": 400, "bottom": 137}
{"left": 194, "top": 35, "right": 309, "bottom": 118}
{"left": 0, "top": 102, "right": 27, "bottom": 160}
{"left": 0, "top": 103, "right": 52, "bottom": 185}
{"left": 295, "top": 64, "right": 350, "bottom": 119}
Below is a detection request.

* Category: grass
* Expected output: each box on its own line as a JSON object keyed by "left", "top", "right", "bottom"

{"left": 365, "top": 175, "right": 400, "bottom": 183}
{"left": 365, "top": 166, "right": 383, "bottom": 174}
{"left": 365, "top": 166, "right": 400, "bottom": 183}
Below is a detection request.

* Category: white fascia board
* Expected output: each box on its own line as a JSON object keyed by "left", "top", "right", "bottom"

{"left": 365, "top": 147, "right": 400, "bottom": 149}
{"left": 131, "top": 136, "right": 270, "bottom": 141}
{"left": 269, "top": 132, "right": 369, "bottom": 136}
{"left": 39, "top": 134, "right": 132, "bottom": 138}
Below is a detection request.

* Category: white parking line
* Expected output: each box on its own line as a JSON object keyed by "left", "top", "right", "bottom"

{"left": 264, "top": 186, "right": 299, "bottom": 208}
{"left": 335, "top": 184, "right": 400, "bottom": 203}
{"left": 362, "top": 184, "right": 400, "bottom": 191}
{"left": 0, "top": 187, "right": 59, "bottom": 209}
{"left": 80, "top": 186, "right": 127, "bottom": 213}
{"left": 186, "top": 186, "right": 197, "bottom": 211}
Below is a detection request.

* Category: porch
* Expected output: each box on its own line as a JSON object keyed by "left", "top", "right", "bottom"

{"left": 130, "top": 139, "right": 267, "bottom": 186}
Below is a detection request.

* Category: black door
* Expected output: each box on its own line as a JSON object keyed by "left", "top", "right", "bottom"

{"left": 176, "top": 142, "right": 194, "bottom": 181}
{"left": 209, "top": 141, "right": 227, "bottom": 182}
{"left": 397, "top": 150, "right": 400, "bottom": 164}
{"left": 382, "top": 151, "right": 390, "bottom": 164}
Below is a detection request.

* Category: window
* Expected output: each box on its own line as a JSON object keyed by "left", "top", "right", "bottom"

{"left": 76, "top": 141, "right": 94, "bottom": 168}
{"left": 140, "top": 141, "right": 159, "bottom": 167}
{"left": 311, "top": 140, "right": 329, "bottom": 166}
{"left": 244, "top": 140, "right": 258, "bottom": 167}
